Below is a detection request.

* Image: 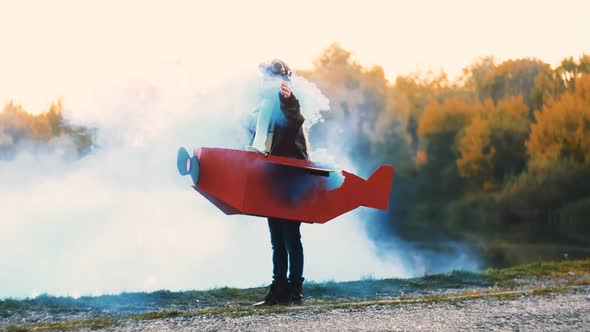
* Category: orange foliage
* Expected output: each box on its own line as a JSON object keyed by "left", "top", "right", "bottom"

{"left": 527, "top": 74, "right": 590, "bottom": 168}
{"left": 0, "top": 99, "right": 93, "bottom": 153}
{"left": 0, "top": 101, "right": 59, "bottom": 142}
{"left": 495, "top": 96, "right": 529, "bottom": 119}
{"left": 457, "top": 96, "right": 530, "bottom": 187}
{"left": 479, "top": 58, "right": 551, "bottom": 109}
{"left": 456, "top": 115, "right": 494, "bottom": 180}
{"left": 417, "top": 97, "right": 473, "bottom": 140}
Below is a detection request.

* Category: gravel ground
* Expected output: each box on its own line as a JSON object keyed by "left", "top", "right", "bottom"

{"left": 71, "top": 287, "right": 590, "bottom": 332}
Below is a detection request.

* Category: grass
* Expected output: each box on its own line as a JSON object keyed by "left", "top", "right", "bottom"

{"left": 2, "top": 259, "right": 589, "bottom": 331}
{"left": 6, "top": 284, "right": 580, "bottom": 332}
{"left": 572, "top": 277, "right": 590, "bottom": 286}
{"left": 0, "top": 272, "right": 491, "bottom": 318}
{"left": 486, "top": 259, "right": 590, "bottom": 281}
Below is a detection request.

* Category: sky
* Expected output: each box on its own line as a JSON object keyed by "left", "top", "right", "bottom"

{"left": 0, "top": 0, "right": 587, "bottom": 298}
{"left": 0, "top": 0, "right": 588, "bottom": 114}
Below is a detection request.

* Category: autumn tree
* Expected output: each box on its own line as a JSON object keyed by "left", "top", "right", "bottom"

{"left": 0, "top": 100, "right": 93, "bottom": 159}
{"left": 301, "top": 44, "right": 412, "bottom": 170}
{"left": 393, "top": 70, "right": 464, "bottom": 149}
{"left": 553, "top": 55, "right": 590, "bottom": 93}
{"left": 531, "top": 54, "right": 590, "bottom": 110}
{"left": 527, "top": 74, "right": 590, "bottom": 169}
{"left": 416, "top": 97, "right": 474, "bottom": 198}
{"left": 457, "top": 97, "right": 530, "bottom": 189}
{"left": 299, "top": 44, "right": 366, "bottom": 152}
{"left": 460, "top": 56, "right": 496, "bottom": 102}
{"left": 476, "top": 58, "right": 552, "bottom": 112}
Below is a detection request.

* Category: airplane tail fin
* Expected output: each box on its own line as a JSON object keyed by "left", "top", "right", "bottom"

{"left": 362, "top": 165, "right": 394, "bottom": 210}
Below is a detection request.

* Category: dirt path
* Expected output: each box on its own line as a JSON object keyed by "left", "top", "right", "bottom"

{"left": 84, "top": 287, "right": 590, "bottom": 332}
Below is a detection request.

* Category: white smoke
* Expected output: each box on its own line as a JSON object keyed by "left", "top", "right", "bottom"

{"left": 0, "top": 64, "right": 413, "bottom": 299}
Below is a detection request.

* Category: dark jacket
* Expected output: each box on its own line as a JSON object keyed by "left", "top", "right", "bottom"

{"left": 251, "top": 93, "right": 310, "bottom": 161}
{"left": 273, "top": 93, "right": 310, "bottom": 160}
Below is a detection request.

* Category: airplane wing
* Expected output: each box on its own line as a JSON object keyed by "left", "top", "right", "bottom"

{"left": 264, "top": 154, "right": 334, "bottom": 177}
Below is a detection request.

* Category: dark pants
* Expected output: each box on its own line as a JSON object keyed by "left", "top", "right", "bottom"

{"left": 268, "top": 218, "right": 304, "bottom": 283}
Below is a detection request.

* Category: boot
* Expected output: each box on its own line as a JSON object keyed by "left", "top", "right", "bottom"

{"left": 253, "top": 279, "right": 289, "bottom": 307}
{"left": 289, "top": 279, "right": 304, "bottom": 305}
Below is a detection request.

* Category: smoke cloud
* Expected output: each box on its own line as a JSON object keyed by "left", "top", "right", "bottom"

{"left": 1, "top": 64, "right": 421, "bottom": 299}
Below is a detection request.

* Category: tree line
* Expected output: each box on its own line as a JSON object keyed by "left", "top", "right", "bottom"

{"left": 0, "top": 100, "right": 92, "bottom": 159}
{"left": 301, "top": 44, "right": 590, "bottom": 266}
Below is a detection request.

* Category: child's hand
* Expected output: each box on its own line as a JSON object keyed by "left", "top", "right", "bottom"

{"left": 280, "top": 81, "right": 292, "bottom": 98}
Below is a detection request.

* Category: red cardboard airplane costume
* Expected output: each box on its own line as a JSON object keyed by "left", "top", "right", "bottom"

{"left": 177, "top": 146, "right": 394, "bottom": 224}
